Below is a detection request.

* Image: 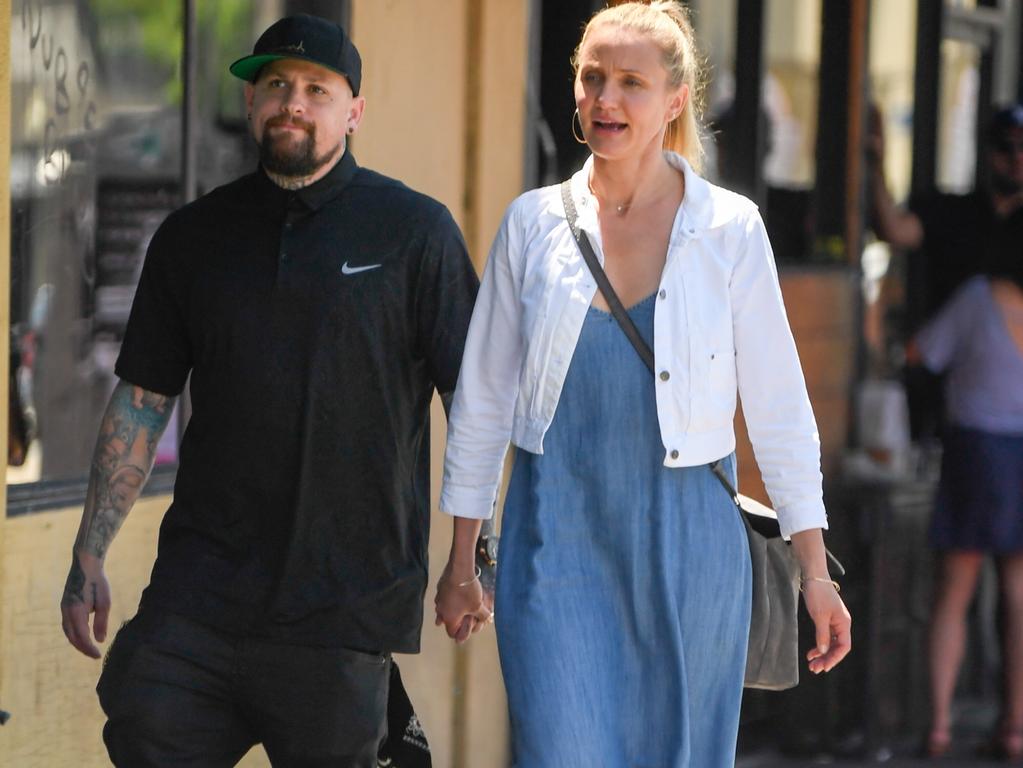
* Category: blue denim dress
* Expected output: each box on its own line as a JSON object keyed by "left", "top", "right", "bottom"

{"left": 496, "top": 295, "right": 752, "bottom": 768}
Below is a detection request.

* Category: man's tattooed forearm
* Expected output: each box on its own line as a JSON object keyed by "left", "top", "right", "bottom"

{"left": 76, "top": 383, "right": 175, "bottom": 558}
{"left": 62, "top": 557, "right": 86, "bottom": 605}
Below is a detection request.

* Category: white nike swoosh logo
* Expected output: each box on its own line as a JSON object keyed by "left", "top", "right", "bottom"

{"left": 341, "top": 261, "right": 382, "bottom": 275}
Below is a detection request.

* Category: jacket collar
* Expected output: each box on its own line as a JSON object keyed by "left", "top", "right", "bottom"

{"left": 567, "top": 151, "right": 747, "bottom": 237}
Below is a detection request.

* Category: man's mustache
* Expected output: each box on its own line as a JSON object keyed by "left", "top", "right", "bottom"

{"left": 264, "top": 115, "right": 314, "bottom": 133}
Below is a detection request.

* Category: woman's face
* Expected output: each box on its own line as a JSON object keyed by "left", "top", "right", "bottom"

{"left": 574, "top": 24, "right": 688, "bottom": 162}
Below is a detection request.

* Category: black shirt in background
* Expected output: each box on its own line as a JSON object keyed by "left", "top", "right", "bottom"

{"left": 115, "top": 151, "right": 479, "bottom": 653}
{"left": 908, "top": 190, "right": 1023, "bottom": 332}
{"left": 904, "top": 190, "right": 1023, "bottom": 439}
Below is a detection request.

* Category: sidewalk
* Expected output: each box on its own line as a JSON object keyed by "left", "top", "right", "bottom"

{"left": 737, "top": 697, "right": 1007, "bottom": 767}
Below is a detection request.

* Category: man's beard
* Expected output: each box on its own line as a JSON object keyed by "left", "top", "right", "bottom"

{"left": 258, "top": 117, "right": 341, "bottom": 178}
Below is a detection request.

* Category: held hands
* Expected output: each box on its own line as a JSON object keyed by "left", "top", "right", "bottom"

{"left": 434, "top": 560, "right": 493, "bottom": 644}
{"left": 801, "top": 579, "right": 852, "bottom": 675}
{"left": 60, "top": 551, "right": 111, "bottom": 659}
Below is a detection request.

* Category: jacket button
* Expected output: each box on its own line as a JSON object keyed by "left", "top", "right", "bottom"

{"left": 659, "top": 289, "right": 666, "bottom": 299}
{"left": 659, "top": 370, "right": 670, "bottom": 381}
{"left": 670, "top": 449, "right": 679, "bottom": 459}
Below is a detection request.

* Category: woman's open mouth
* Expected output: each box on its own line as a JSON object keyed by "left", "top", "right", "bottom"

{"left": 592, "top": 120, "right": 627, "bottom": 133}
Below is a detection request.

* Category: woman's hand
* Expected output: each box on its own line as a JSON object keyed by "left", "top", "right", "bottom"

{"left": 801, "top": 580, "right": 852, "bottom": 674}
{"left": 790, "top": 528, "right": 852, "bottom": 674}
{"left": 434, "top": 560, "right": 493, "bottom": 644}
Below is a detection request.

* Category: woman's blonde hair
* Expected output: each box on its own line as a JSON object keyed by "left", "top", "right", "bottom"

{"left": 571, "top": 1, "right": 708, "bottom": 173}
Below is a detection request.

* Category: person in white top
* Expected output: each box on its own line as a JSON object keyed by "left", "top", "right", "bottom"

{"left": 435, "top": 2, "right": 851, "bottom": 764}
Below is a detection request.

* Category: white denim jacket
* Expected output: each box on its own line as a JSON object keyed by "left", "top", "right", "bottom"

{"left": 441, "top": 153, "right": 827, "bottom": 538}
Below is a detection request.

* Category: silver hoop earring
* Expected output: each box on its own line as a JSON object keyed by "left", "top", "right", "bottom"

{"left": 572, "top": 109, "right": 587, "bottom": 145}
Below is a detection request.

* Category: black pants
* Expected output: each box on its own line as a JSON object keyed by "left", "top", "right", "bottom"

{"left": 97, "top": 608, "right": 390, "bottom": 767}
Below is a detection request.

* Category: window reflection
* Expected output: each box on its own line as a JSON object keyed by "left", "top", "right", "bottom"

{"left": 8, "top": 0, "right": 282, "bottom": 487}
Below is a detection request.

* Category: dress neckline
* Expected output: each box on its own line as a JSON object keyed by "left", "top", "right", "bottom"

{"left": 587, "top": 291, "right": 658, "bottom": 317}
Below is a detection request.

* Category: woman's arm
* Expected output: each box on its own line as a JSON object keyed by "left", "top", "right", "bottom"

{"left": 435, "top": 204, "right": 527, "bottom": 641}
{"left": 729, "top": 209, "right": 851, "bottom": 671}
{"left": 730, "top": 208, "right": 826, "bottom": 537}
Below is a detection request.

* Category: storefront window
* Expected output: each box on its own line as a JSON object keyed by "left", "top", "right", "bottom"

{"left": 8, "top": 0, "right": 283, "bottom": 498}
{"left": 694, "top": 0, "right": 822, "bottom": 262}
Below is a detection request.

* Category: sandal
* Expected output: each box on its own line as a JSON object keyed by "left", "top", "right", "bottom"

{"left": 924, "top": 728, "right": 952, "bottom": 759}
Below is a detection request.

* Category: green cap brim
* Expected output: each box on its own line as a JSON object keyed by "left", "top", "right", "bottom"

{"left": 228, "top": 53, "right": 353, "bottom": 89}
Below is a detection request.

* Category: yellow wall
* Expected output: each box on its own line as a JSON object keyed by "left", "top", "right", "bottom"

{"left": 0, "top": 499, "right": 163, "bottom": 766}
{"left": 0, "top": 1, "right": 528, "bottom": 766}
{"left": 351, "top": 1, "right": 527, "bottom": 765}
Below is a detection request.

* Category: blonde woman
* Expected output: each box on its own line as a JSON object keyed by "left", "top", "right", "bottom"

{"left": 435, "top": 3, "right": 851, "bottom": 765}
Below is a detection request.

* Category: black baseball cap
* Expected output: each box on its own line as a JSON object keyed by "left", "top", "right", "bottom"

{"left": 987, "top": 104, "right": 1023, "bottom": 139}
{"left": 229, "top": 14, "right": 362, "bottom": 96}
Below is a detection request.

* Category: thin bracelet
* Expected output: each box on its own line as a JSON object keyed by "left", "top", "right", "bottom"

{"left": 799, "top": 576, "right": 841, "bottom": 593}
{"left": 456, "top": 565, "right": 482, "bottom": 588}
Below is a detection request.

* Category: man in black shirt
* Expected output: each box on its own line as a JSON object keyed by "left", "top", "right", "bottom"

{"left": 59, "top": 15, "right": 484, "bottom": 767}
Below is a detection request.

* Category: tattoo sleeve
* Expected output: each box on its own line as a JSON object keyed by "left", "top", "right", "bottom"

{"left": 73, "top": 381, "right": 176, "bottom": 561}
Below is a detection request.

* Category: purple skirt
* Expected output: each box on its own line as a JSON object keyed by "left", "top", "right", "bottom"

{"left": 929, "top": 426, "right": 1023, "bottom": 553}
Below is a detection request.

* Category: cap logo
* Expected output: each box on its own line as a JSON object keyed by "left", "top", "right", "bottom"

{"left": 278, "top": 41, "right": 305, "bottom": 53}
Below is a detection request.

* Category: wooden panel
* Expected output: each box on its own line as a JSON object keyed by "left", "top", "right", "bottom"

{"left": 350, "top": 0, "right": 468, "bottom": 223}
{"left": 474, "top": 0, "right": 529, "bottom": 268}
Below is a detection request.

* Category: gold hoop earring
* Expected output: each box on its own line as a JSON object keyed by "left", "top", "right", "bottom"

{"left": 572, "top": 109, "right": 587, "bottom": 145}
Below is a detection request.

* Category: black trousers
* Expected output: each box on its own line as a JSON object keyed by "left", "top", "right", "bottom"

{"left": 97, "top": 608, "right": 390, "bottom": 768}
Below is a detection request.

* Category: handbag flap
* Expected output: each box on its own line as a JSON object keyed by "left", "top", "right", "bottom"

{"left": 737, "top": 493, "right": 784, "bottom": 539}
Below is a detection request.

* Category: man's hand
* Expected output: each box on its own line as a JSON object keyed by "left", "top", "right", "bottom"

{"left": 60, "top": 551, "right": 112, "bottom": 659}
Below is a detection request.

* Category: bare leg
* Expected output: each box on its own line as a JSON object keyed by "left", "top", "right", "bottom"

{"left": 999, "top": 553, "right": 1023, "bottom": 759}
{"left": 928, "top": 551, "right": 985, "bottom": 752}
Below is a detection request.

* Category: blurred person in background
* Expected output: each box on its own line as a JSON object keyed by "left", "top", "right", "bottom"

{"left": 869, "top": 105, "right": 1023, "bottom": 439}
{"left": 434, "top": 3, "right": 851, "bottom": 766}
{"left": 57, "top": 14, "right": 480, "bottom": 767}
{"left": 870, "top": 103, "right": 1023, "bottom": 760}
{"left": 908, "top": 241, "right": 1023, "bottom": 761}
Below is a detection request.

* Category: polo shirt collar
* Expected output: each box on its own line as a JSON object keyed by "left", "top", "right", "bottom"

{"left": 256, "top": 148, "right": 359, "bottom": 211}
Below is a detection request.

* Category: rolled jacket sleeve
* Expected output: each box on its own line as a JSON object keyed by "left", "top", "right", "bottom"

{"left": 730, "top": 209, "right": 827, "bottom": 538}
{"left": 440, "top": 205, "right": 526, "bottom": 519}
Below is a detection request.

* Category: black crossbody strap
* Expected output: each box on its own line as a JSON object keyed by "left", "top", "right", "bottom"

{"left": 709, "top": 459, "right": 739, "bottom": 501}
{"left": 560, "top": 180, "right": 655, "bottom": 375}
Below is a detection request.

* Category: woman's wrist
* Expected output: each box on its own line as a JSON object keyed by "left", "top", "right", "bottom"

{"left": 789, "top": 528, "right": 829, "bottom": 579}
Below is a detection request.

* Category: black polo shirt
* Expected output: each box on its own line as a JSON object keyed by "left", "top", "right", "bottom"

{"left": 116, "top": 151, "right": 479, "bottom": 652}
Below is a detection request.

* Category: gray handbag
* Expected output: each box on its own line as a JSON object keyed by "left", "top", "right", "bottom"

{"left": 559, "top": 180, "right": 844, "bottom": 691}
